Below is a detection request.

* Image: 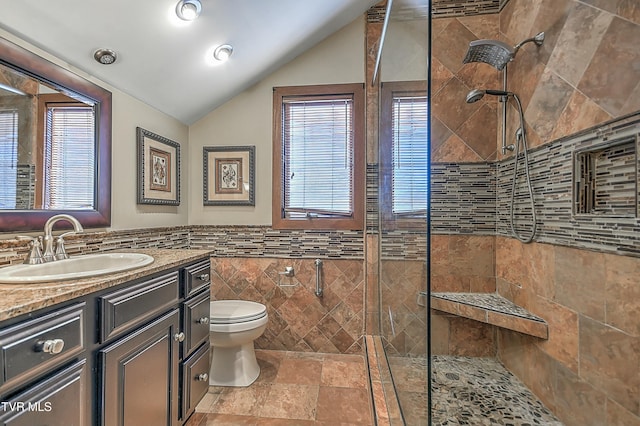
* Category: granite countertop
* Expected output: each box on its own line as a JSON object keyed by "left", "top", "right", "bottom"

{"left": 0, "top": 249, "right": 211, "bottom": 322}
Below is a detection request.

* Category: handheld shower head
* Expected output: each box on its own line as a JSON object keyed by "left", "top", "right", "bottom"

{"left": 465, "top": 89, "right": 511, "bottom": 103}
{"left": 465, "top": 89, "right": 486, "bottom": 103}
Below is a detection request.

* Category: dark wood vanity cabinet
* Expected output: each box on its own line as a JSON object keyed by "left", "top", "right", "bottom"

{"left": 99, "top": 309, "right": 181, "bottom": 426}
{"left": 0, "top": 257, "right": 211, "bottom": 426}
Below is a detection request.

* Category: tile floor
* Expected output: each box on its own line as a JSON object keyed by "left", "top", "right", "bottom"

{"left": 419, "top": 356, "right": 563, "bottom": 425}
{"left": 185, "top": 349, "right": 374, "bottom": 425}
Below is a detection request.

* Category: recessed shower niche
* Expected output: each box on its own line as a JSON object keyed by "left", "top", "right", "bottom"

{"left": 574, "top": 131, "right": 639, "bottom": 218}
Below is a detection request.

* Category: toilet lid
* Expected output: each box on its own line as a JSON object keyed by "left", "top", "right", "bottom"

{"left": 210, "top": 300, "right": 267, "bottom": 324}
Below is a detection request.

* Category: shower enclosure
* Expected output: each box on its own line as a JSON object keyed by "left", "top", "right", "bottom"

{"left": 374, "top": 0, "right": 640, "bottom": 423}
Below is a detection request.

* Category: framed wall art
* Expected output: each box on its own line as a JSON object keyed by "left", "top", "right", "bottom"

{"left": 203, "top": 145, "right": 255, "bottom": 206}
{"left": 136, "top": 127, "right": 180, "bottom": 205}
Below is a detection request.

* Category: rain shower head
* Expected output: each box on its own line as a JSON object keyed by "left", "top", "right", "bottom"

{"left": 462, "top": 32, "right": 545, "bottom": 71}
{"left": 465, "top": 89, "right": 511, "bottom": 103}
{"left": 463, "top": 39, "right": 515, "bottom": 71}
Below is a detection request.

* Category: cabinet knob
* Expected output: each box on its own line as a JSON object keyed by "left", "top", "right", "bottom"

{"left": 174, "top": 332, "right": 185, "bottom": 342}
{"left": 36, "top": 339, "right": 65, "bottom": 354}
{"left": 196, "top": 373, "right": 208, "bottom": 382}
{"left": 196, "top": 317, "right": 209, "bottom": 325}
{"left": 198, "top": 273, "right": 210, "bottom": 282}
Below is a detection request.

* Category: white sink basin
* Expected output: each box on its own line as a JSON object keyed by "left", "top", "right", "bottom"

{"left": 0, "top": 253, "right": 154, "bottom": 284}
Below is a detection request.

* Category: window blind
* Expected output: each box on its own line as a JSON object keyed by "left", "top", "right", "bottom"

{"left": 0, "top": 109, "right": 18, "bottom": 209}
{"left": 392, "top": 95, "right": 428, "bottom": 216}
{"left": 282, "top": 97, "right": 354, "bottom": 218}
{"left": 44, "top": 105, "right": 95, "bottom": 209}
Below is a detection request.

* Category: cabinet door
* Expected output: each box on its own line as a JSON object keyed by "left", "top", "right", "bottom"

{"left": 99, "top": 309, "right": 180, "bottom": 426}
{"left": 0, "top": 359, "right": 87, "bottom": 426}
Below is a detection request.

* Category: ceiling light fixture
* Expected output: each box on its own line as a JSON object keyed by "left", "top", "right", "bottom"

{"left": 175, "top": 0, "right": 201, "bottom": 21}
{"left": 93, "top": 48, "right": 117, "bottom": 65}
{"left": 213, "top": 44, "right": 233, "bottom": 62}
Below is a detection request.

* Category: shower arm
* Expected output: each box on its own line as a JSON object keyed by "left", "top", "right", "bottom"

{"left": 513, "top": 32, "right": 545, "bottom": 55}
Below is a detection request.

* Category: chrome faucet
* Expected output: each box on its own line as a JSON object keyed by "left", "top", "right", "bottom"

{"left": 42, "top": 214, "right": 84, "bottom": 262}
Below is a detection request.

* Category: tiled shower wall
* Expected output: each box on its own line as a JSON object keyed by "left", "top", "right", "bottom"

{"left": 432, "top": 1, "right": 640, "bottom": 425}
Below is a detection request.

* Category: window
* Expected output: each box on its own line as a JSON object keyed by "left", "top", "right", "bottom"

{"left": 380, "top": 81, "right": 428, "bottom": 227}
{"left": 273, "top": 84, "right": 365, "bottom": 230}
{"left": 39, "top": 94, "right": 95, "bottom": 209}
{"left": 0, "top": 109, "right": 18, "bottom": 208}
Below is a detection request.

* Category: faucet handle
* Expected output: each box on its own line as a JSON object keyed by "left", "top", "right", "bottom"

{"left": 53, "top": 235, "right": 72, "bottom": 260}
{"left": 16, "top": 236, "right": 44, "bottom": 265}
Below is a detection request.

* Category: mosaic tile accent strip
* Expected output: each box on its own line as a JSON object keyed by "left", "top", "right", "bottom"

{"left": 210, "top": 257, "right": 365, "bottom": 354}
{"left": 436, "top": 113, "right": 640, "bottom": 257}
{"left": 380, "top": 230, "right": 427, "bottom": 260}
{"left": 431, "top": 162, "right": 497, "bottom": 235}
{"left": 0, "top": 225, "right": 364, "bottom": 266}
{"left": 368, "top": 0, "right": 509, "bottom": 23}
{"left": 496, "top": 114, "right": 640, "bottom": 256}
{"left": 0, "top": 226, "right": 191, "bottom": 266}
{"left": 432, "top": 0, "right": 509, "bottom": 18}
{"left": 367, "top": 163, "right": 379, "bottom": 233}
{"left": 190, "top": 226, "right": 364, "bottom": 259}
{"left": 431, "top": 356, "right": 563, "bottom": 425}
{"left": 366, "top": 4, "right": 387, "bottom": 23}
{"left": 15, "top": 164, "right": 35, "bottom": 209}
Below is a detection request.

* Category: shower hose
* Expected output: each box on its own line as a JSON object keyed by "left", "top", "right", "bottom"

{"left": 509, "top": 94, "right": 537, "bottom": 243}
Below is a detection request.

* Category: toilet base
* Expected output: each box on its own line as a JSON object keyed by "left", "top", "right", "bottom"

{"left": 209, "top": 342, "right": 260, "bottom": 387}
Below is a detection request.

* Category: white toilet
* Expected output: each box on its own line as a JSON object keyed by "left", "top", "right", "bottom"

{"left": 208, "top": 300, "right": 268, "bottom": 387}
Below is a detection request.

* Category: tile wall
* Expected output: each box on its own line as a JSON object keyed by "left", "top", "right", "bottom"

{"left": 0, "top": 225, "right": 367, "bottom": 355}
{"left": 210, "top": 257, "right": 365, "bottom": 354}
{"left": 432, "top": 1, "right": 640, "bottom": 424}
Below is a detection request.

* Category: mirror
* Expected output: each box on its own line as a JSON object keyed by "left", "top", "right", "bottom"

{"left": 0, "top": 37, "right": 111, "bottom": 232}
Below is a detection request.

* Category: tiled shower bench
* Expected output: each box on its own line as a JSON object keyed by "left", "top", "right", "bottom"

{"left": 430, "top": 292, "right": 548, "bottom": 339}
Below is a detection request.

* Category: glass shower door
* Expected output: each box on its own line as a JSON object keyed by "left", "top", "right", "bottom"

{"left": 377, "top": 1, "right": 430, "bottom": 424}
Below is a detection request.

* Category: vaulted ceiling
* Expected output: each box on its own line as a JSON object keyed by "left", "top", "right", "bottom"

{"left": 0, "top": 0, "right": 379, "bottom": 124}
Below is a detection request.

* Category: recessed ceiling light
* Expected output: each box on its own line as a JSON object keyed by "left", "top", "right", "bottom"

{"left": 93, "top": 49, "right": 117, "bottom": 65}
{"left": 175, "top": 0, "right": 201, "bottom": 21}
{"left": 213, "top": 45, "right": 233, "bottom": 62}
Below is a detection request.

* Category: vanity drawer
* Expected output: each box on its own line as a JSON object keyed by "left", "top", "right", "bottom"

{"left": 183, "top": 260, "right": 210, "bottom": 298}
{"left": 99, "top": 271, "right": 180, "bottom": 343}
{"left": 0, "top": 359, "right": 87, "bottom": 425}
{"left": 180, "top": 342, "right": 210, "bottom": 421}
{"left": 0, "top": 303, "right": 85, "bottom": 391}
{"left": 182, "top": 289, "right": 210, "bottom": 356}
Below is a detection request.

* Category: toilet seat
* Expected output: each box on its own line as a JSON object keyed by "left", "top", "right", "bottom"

{"left": 210, "top": 300, "right": 267, "bottom": 324}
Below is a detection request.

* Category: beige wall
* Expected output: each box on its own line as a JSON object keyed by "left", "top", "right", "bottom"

{"left": 0, "top": 28, "right": 190, "bottom": 235}
{"left": 0, "top": 16, "right": 365, "bottom": 235}
{"left": 187, "top": 17, "right": 366, "bottom": 226}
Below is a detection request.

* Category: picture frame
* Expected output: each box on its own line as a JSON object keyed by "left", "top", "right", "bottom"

{"left": 136, "top": 127, "right": 180, "bottom": 205}
{"left": 203, "top": 146, "right": 255, "bottom": 206}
